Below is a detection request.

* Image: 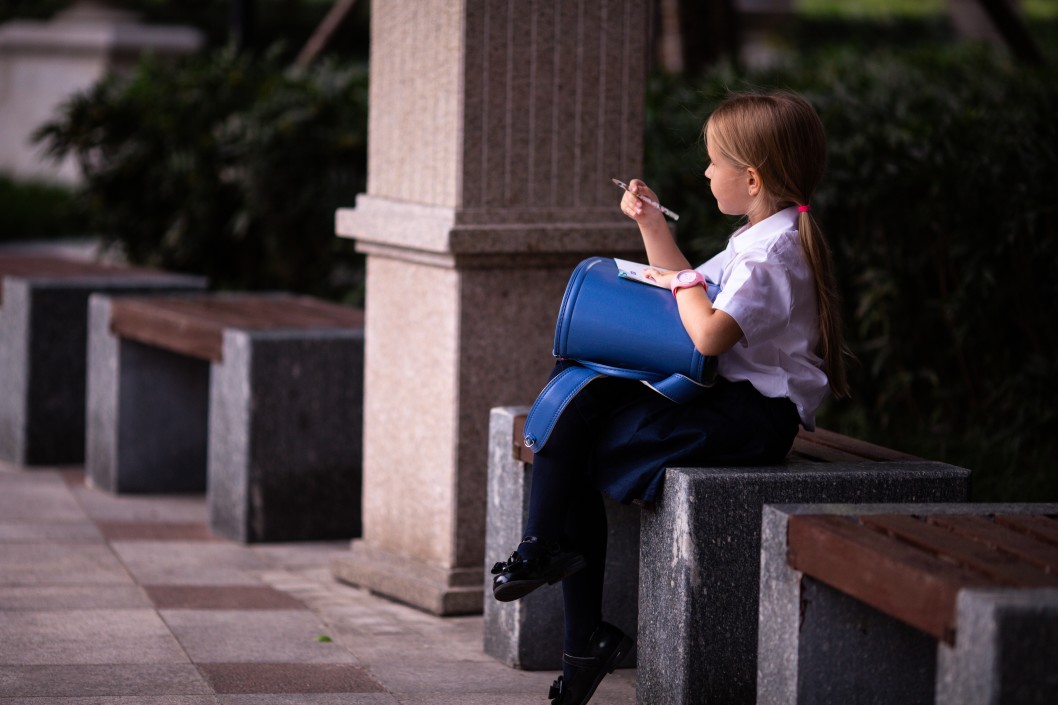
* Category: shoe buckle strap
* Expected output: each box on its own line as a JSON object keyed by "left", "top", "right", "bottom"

{"left": 562, "top": 652, "right": 601, "bottom": 668}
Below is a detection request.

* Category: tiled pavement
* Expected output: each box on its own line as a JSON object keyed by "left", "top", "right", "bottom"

{"left": 0, "top": 462, "right": 637, "bottom": 704}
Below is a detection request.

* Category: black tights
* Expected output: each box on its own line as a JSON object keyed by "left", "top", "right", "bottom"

{"left": 523, "top": 381, "right": 622, "bottom": 658}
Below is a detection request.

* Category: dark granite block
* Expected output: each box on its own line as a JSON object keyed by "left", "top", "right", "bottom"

{"left": 938, "top": 587, "right": 1058, "bottom": 705}
{"left": 637, "top": 462, "right": 971, "bottom": 705}
{"left": 0, "top": 272, "right": 205, "bottom": 466}
{"left": 208, "top": 328, "right": 364, "bottom": 543}
{"left": 86, "top": 296, "right": 210, "bottom": 494}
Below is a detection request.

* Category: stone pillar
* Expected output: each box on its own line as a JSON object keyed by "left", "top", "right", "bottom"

{"left": 332, "top": 0, "right": 651, "bottom": 615}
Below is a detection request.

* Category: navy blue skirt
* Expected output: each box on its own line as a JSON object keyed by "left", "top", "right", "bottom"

{"left": 547, "top": 362, "right": 801, "bottom": 504}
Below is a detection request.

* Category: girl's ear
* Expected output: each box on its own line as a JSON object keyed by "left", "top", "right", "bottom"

{"left": 745, "top": 166, "right": 762, "bottom": 197}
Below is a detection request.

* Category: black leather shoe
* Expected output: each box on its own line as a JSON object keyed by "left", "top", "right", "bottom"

{"left": 490, "top": 537, "right": 585, "bottom": 602}
{"left": 547, "top": 621, "right": 634, "bottom": 705}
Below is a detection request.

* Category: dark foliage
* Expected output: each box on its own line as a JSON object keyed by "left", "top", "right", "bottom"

{"left": 0, "top": 175, "right": 84, "bottom": 241}
{"left": 34, "top": 46, "right": 368, "bottom": 303}
{"left": 644, "top": 45, "right": 1058, "bottom": 500}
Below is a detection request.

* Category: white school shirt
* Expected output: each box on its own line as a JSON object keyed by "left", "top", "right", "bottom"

{"left": 697, "top": 206, "right": 829, "bottom": 429}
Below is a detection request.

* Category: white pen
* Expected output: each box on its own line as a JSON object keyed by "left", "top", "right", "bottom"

{"left": 612, "top": 178, "right": 680, "bottom": 221}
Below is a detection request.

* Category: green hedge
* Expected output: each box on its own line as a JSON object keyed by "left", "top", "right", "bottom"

{"left": 0, "top": 175, "right": 84, "bottom": 241}
{"left": 35, "top": 46, "right": 368, "bottom": 303}
{"left": 644, "top": 47, "right": 1058, "bottom": 501}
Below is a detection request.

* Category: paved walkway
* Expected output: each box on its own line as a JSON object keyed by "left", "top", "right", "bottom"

{"left": 0, "top": 462, "right": 637, "bottom": 704}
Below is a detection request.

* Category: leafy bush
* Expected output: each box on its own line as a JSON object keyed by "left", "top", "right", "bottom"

{"left": 34, "top": 46, "right": 368, "bottom": 303}
{"left": 0, "top": 175, "right": 85, "bottom": 241}
{"left": 644, "top": 46, "right": 1058, "bottom": 501}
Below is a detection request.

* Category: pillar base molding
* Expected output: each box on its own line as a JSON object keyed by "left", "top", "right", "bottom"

{"left": 331, "top": 539, "right": 484, "bottom": 616}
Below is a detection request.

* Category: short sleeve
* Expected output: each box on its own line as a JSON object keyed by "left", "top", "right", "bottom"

{"left": 712, "top": 254, "right": 794, "bottom": 347}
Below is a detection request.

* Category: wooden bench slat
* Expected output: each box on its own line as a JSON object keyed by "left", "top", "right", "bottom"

{"left": 177, "top": 296, "right": 363, "bottom": 329}
{"left": 513, "top": 415, "right": 533, "bottom": 464}
{"left": 994, "top": 514, "right": 1058, "bottom": 548}
{"left": 117, "top": 296, "right": 362, "bottom": 331}
{"left": 787, "top": 514, "right": 999, "bottom": 643}
{"left": 790, "top": 435, "right": 868, "bottom": 463}
{"left": 110, "top": 301, "right": 225, "bottom": 361}
{"left": 861, "top": 515, "right": 1058, "bottom": 588}
{"left": 177, "top": 299, "right": 287, "bottom": 329}
{"left": 927, "top": 515, "right": 1058, "bottom": 574}
{"left": 797, "top": 427, "right": 919, "bottom": 462}
{"left": 109, "top": 295, "right": 364, "bottom": 363}
{"left": 0, "top": 254, "right": 182, "bottom": 305}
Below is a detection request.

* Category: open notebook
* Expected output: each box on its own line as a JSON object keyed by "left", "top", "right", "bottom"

{"left": 613, "top": 258, "right": 668, "bottom": 288}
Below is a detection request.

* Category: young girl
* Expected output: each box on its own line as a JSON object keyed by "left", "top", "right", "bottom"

{"left": 490, "top": 91, "right": 848, "bottom": 705}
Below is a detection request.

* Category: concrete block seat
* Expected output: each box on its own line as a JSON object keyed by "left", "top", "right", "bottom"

{"left": 0, "top": 253, "right": 206, "bottom": 465}
{"left": 483, "top": 405, "right": 971, "bottom": 705}
{"left": 758, "top": 503, "right": 1058, "bottom": 705}
{"left": 85, "top": 292, "right": 364, "bottom": 543}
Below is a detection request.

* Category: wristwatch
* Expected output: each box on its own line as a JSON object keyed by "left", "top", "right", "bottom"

{"left": 670, "top": 269, "right": 705, "bottom": 297}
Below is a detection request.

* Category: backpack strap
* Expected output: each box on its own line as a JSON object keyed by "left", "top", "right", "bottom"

{"left": 644, "top": 371, "right": 715, "bottom": 404}
{"left": 522, "top": 364, "right": 603, "bottom": 452}
{"left": 521, "top": 362, "right": 714, "bottom": 454}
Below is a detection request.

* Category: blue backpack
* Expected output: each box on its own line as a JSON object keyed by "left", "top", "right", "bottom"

{"left": 522, "top": 257, "right": 720, "bottom": 452}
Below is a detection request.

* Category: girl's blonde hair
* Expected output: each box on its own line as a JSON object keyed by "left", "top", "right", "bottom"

{"left": 706, "top": 91, "right": 849, "bottom": 398}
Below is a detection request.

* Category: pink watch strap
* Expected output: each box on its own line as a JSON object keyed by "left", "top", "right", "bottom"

{"left": 671, "top": 269, "right": 705, "bottom": 297}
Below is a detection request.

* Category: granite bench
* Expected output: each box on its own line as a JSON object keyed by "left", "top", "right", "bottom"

{"left": 757, "top": 503, "right": 1058, "bottom": 705}
{"left": 85, "top": 292, "right": 364, "bottom": 543}
{"left": 483, "top": 405, "right": 971, "bottom": 705}
{"left": 0, "top": 253, "right": 206, "bottom": 465}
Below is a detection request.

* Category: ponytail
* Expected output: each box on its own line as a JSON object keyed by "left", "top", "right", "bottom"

{"left": 798, "top": 210, "right": 849, "bottom": 398}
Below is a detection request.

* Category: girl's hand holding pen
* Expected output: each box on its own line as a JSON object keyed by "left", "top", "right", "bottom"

{"left": 619, "top": 179, "right": 666, "bottom": 224}
{"left": 617, "top": 176, "right": 681, "bottom": 221}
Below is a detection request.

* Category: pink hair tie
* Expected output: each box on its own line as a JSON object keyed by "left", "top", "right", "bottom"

{"left": 797, "top": 205, "right": 811, "bottom": 212}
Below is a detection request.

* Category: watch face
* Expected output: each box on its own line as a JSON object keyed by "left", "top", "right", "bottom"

{"left": 677, "top": 270, "right": 698, "bottom": 283}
